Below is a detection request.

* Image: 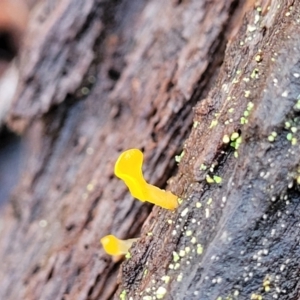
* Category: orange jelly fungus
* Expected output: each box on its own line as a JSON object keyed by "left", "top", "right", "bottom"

{"left": 114, "top": 149, "right": 178, "bottom": 210}
{"left": 100, "top": 235, "right": 137, "bottom": 256}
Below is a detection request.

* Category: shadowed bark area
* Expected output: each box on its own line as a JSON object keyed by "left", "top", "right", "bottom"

{"left": 0, "top": 0, "right": 298, "bottom": 300}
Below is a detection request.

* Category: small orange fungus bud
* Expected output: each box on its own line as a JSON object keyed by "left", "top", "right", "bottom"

{"left": 114, "top": 149, "right": 178, "bottom": 210}
{"left": 100, "top": 234, "right": 137, "bottom": 256}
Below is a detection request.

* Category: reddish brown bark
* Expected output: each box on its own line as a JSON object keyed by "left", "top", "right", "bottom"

{"left": 0, "top": 0, "right": 299, "bottom": 300}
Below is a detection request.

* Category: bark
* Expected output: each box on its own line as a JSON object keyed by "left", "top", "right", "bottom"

{"left": 0, "top": 0, "right": 299, "bottom": 300}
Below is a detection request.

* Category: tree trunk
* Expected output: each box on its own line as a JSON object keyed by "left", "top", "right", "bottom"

{"left": 0, "top": 0, "right": 299, "bottom": 299}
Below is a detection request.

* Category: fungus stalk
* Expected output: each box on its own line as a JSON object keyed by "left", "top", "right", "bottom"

{"left": 115, "top": 149, "right": 178, "bottom": 210}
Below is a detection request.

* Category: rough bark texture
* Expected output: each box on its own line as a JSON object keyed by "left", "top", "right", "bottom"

{"left": 0, "top": 0, "right": 299, "bottom": 300}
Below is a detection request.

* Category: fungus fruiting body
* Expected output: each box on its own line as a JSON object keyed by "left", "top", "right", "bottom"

{"left": 114, "top": 149, "right": 178, "bottom": 210}
{"left": 100, "top": 234, "right": 137, "bottom": 256}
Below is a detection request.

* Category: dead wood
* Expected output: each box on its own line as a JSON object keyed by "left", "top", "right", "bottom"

{"left": 0, "top": 0, "right": 299, "bottom": 300}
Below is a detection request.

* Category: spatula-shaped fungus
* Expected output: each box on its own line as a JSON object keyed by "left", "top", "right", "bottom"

{"left": 100, "top": 235, "right": 137, "bottom": 256}
{"left": 114, "top": 149, "right": 178, "bottom": 210}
